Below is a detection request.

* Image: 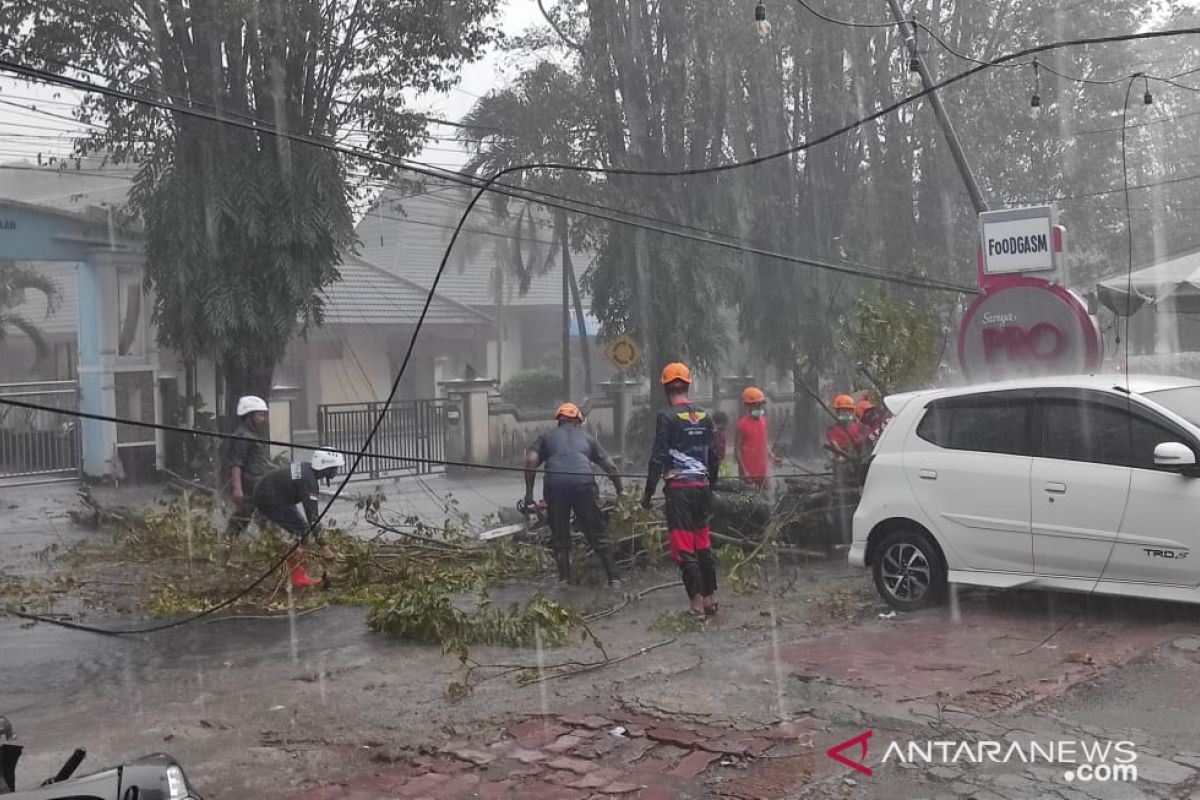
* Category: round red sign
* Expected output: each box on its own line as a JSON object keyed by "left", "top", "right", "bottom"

{"left": 958, "top": 276, "right": 1102, "bottom": 381}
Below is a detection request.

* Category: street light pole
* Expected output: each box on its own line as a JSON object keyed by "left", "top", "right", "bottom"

{"left": 884, "top": 0, "right": 990, "bottom": 214}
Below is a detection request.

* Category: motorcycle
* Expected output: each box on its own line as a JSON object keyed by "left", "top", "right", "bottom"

{"left": 0, "top": 716, "right": 201, "bottom": 799}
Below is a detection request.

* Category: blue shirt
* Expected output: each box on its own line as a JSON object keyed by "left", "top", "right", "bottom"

{"left": 533, "top": 424, "right": 608, "bottom": 492}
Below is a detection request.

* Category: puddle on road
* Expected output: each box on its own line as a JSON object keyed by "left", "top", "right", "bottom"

{"left": 0, "top": 605, "right": 383, "bottom": 714}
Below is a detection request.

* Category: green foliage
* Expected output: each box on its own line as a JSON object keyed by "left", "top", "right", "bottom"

{"left": 366, "top": 585, "right": 587, "bottom": 657}
{"left": 607, "top": 492, "right": 663, "bottom": 565}
{"left": 500, "top": 369, "right": 564, "bottom": 409}
{"left": 2, "top": 0, "right": 502, "bottom": 406}
{"left": 837, "top": 289, "right": 942, "bottom": 396}
{"left": 0, "top": 260, "right": 61, "bottom": 369}
{"left": 649, "top": 609, "right": 704, "bottom": 635}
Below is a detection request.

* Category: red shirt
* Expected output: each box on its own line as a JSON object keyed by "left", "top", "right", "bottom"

{"left": 826, "top": 421, "right": 869, "bottom": 453}
{"left": 736, "top": 414, "right": 770, "bottom": 479}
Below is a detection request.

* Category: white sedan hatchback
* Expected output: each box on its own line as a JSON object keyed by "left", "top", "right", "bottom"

{"left": 849, "top": 374, "right": 1200, "bottom": 610}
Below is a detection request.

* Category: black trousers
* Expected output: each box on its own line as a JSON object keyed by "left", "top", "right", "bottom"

{"left": 546, "top": 482, "right": 616, "bottom": 582}
{"left": 225, "top": 480, "right": 258, "bottom": 538}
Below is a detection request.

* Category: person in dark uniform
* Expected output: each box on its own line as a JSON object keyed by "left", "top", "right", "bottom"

{"left": 641, "top": 363, "right": 720, "bottom": 620}
{"left": 253, "top": 449, "right": 345, "bottom": 587}
{"left": 524, "top": 402, "right": 624, "bottom": 588}
{"left": 225, "top": 395, "right": 270, "bottom": 538}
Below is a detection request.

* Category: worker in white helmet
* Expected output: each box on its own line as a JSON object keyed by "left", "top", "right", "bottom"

{"left": 225, "top": 395, "right": 270, "bottom": 538}
{"left": 253, "top": 449, "right": 346, "bottom": 587}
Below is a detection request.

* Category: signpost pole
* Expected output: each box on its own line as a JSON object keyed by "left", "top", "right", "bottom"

{"left": 886, "top": 0, "right": 990, "bottom": 215}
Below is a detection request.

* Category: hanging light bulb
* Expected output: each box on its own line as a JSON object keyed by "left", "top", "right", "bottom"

{"left": 1143, "top": 77, "right": 1154, "bottom": 105}
{"left": 1029, "top": 60, "right": 1042, "bottom": 120}
{"left": 754, "top": 0, "right": 771, "bottom": 38}
{"left": 908, "top": 56, "right": 923, "bottom": 90}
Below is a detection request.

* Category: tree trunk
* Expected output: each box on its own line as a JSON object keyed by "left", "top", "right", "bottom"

{"left": 221, "top": 357, "right": 274, "bottom": 424}
{"left": 563, "top": 233, "right": 593, "bottom": 395}
{"left": 559, "top": 210, "right": 571, "bottom": 401}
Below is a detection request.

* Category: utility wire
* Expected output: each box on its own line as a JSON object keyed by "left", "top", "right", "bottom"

{"left": 6, "top": 25, "right": 1200, "bottom": 635}
{"left": 0, "top": 65, "right": 976, "bottom": 293}
{"left": 0, "top": 394, "right": 826, "bottom": 481}
{"left": 1011, "top": 76, "right": 1145, "bottom": 658}
{"left": 790, "top": 0, "right": 1200, "bottom": 88}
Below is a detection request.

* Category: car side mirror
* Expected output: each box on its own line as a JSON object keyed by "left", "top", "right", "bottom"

{"left": 1154, "top": 442, "right": 1198, "bottom": 473}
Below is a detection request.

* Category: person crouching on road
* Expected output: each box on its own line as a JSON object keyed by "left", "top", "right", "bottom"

{"left": 736, "top": 386, "right": 781, "bottom": 490}
{"left": 641, "top": 363, "right": 720, "bottom": 620}
{"left": 226, "top": 395, "right": 270, "bottom": 538}
{"left": 253, "top": 449, "right": 345, "bottom": 588}
{"left": 525, "top": 403, "right": 624, "bottom": 588}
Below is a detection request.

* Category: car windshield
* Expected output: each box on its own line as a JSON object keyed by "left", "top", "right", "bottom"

{"left": 4, "top": 1, "right": 1200, "bottom": 798}
{"left": 1143, "top": 386, "right": 1200, "bottom": 429}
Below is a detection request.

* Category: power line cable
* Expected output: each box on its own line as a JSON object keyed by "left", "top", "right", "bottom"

{"left": 6, "top": 25, "right": 1200, "bottom": 635}
{"left": 1010, "top": 75, "right": 1146, "bottom": 658}
{"left": 0, "top": 69, "right": 971, "bottom": 293}
{"left": 0, "top": 394, "right": 830, "bottom": 481}
{"left": 790, "top": 0, "right": 1200, "bottom": 89}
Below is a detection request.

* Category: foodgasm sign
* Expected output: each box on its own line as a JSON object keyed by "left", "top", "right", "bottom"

{"left": 958, "top": 276, "right": 1102, "bottom": 380}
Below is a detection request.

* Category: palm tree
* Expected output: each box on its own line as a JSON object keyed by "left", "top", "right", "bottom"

{"left": 456, "top": 61, "right": 598, "bottom": 396}
{"left": 0, "top": 261, "right": 62, "bottom": 370}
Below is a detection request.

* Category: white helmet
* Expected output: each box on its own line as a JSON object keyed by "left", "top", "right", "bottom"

{"left": 236, "top": 395, "right": 269, "bottom": 416}
{"left": 311, "top": 449, "right": 345, "bottom": 473}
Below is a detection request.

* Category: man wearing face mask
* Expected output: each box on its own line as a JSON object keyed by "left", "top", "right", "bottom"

{"left": 825, "top": 393, "right": 869, "bottom": 460}
{"left": 735, "top": 386, "right": 781, "bottom": 490}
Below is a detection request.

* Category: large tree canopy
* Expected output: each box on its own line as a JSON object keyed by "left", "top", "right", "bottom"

{"left": 480, "top": 0, "right": 1200, "bottom": 448}
{"left": 1, "top": 0, "right": 501, "bottom": 415}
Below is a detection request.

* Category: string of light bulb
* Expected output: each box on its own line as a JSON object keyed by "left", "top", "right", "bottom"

{"left": 753, "top": 0, "right": 1200, "bottom": 101}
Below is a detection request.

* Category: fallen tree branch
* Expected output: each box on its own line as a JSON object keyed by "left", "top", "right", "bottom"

{"left": 365, "top": 515, "right": 465, "bottom": 550}
{"left": 161, "top": 467, "right": 217, "bottom": 497}
{"left": 584, "top": 580, "right": 682, "bottom": 621}
{"left": 527, "top": 638, "right": 676, "bottom": 684}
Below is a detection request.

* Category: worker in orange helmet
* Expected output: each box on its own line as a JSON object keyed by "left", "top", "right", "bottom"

{"left": 642, "top": 363, "right": 720, "bottom": 620}
{"left": 525, "top": 402, "right": 624, "bottom": 588}
{"left": 735, "top": 386, "right": 782, "bottom": 490}
{"left": 854, "top": 392, "right": 873, "bottom": 423}
{"left": 825, "top": 393, "right": 869, "bottom": 459}
{"left": 854, "top": 393, "right": 891, "bottom": 444}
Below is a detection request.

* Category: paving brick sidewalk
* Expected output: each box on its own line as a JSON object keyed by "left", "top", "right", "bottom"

{"left": 289, "top": 711, "right": 835, "bottom": 800}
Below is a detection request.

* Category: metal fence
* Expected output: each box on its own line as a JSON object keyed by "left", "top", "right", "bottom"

{"left": 0, "top": 381, "right": 81, "bottom": 483}
{"left": 317, "top": 399, "right": 446, "bottom": 479}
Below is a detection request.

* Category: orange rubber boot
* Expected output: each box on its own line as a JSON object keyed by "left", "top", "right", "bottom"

{"left": 288, "top": 547, "right": 320, "bottom": 588}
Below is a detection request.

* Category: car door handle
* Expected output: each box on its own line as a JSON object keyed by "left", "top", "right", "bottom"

{"left": 918, "top": 469, "right": 937, "bottom": 480}
{"left": 1044, "top": 482, "right": 1067, "bottom": 494}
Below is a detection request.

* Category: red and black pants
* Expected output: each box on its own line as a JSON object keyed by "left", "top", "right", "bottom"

{"left": 665, "top": 482, "right": 716, "bottom": 599}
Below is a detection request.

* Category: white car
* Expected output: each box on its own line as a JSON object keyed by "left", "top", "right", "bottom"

{"left": 849, "top": 374, "right": 1200, "bottom": 610}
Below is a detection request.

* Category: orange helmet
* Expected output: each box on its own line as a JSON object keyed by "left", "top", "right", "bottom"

{"left": 833, "top": 394, "right": 856, "bottom": 411}
{"left": 742, "top": 386, "right": 766, "bottom": 405}
{"left": 855, "top": 398, "right": 875, "bottom": 420}
{"left": 660, "top": 362, "right": 692, "bottom": 386}
{"left": 555, "top": 402, "right": 583, "bottom": 421}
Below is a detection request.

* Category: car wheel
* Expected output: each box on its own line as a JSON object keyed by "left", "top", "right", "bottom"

{"left": 872, "top": 528, "right": 945, "bottom": 611}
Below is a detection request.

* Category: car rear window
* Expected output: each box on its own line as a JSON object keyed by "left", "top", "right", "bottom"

{"left": 916, "top": 393, "right": 1031, "bottom": 455}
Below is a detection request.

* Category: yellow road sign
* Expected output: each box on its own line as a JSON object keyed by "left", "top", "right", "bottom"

{"left": 605, "top": 335, "right": 643, "bottom": 373}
